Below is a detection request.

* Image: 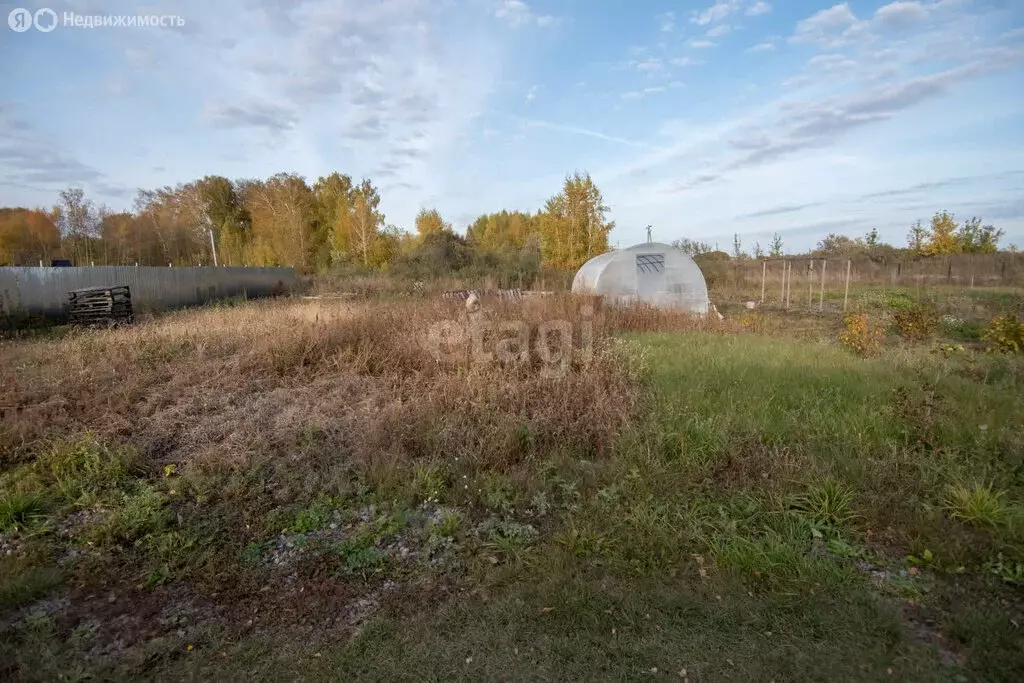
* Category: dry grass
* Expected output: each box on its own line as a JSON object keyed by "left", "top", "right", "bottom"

{"left": 1, "top": 295, "right": 717, "bottom": 475}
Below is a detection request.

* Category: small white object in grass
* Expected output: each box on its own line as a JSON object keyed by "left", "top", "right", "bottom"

{"left": 744, "top": 301, "right": 757, "bottom": 309}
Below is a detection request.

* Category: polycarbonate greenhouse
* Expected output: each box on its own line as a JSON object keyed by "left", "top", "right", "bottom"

{"left": 571, "top": 242, "right": 710, "bottom": 314}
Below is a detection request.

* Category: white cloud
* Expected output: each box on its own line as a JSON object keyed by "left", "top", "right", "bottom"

{"left": 747, "top": 41, "right": 776, "bottom": 53}
{"left": 494, "top": 0, "right": 554, "bottom": 29}
{"left": 671, "top": 57, "right": 701, "bottom": 67}
{"left": 746, "top": 1, "right": 771, "bottom": 17}
{"left": 873, "top": 1, "right": 928, "bottom": 30}
{"left": 707, "top": 24, "right": 732, "bottom": 38}
{"left": 635, "top": 57, "right": 663, "bottom": 72}
{"left": 807, "top": 53, "right": 859, "bottom": 72}
{"left": 525, "top": 85, "right": 537, "bottom": 103}
{"left": 644, "top": 86, "right": 666, "bottom": 94}
{"left": 660, "top": 12, "right": 675, "bottom": 32}
{"left": 791, "top": 3, "right": 867, "bottom": 48}
{"left": 690, "top": 40, "right": 716, "bottom": 49}
{"left": 691, "top": 1, "right": 740, "bottom": 26}
{"left": 792, "top": 1, "right": 936, "bottom": 48}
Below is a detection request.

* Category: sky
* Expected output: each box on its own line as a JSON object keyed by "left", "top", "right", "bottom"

{"left": 1, "top": 0, "right": 1023, "bottom": 253}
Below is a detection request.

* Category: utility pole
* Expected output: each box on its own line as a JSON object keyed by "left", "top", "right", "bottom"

{"left": 646, "top": 225, "right": 652, "bottom": 243}
{"left": 208, "top": 228, "right": 219, "bottom": 267}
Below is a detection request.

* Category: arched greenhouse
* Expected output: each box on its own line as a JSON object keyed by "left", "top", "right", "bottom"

{"left": 571, "top": 242, "right": 710, "bottom": 314}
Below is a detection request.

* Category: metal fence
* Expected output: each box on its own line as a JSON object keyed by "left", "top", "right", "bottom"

{"left": 0, "top": 266, "right": 295, "bottom": 319}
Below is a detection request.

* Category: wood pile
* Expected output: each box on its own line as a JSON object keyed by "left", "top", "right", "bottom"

{"left": 67, "top": 285, "right": 134, "bottom": 326}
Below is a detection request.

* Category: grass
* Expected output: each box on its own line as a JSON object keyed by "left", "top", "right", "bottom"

{"left": 943, "top": 483, "right": 1011, "bottom": 529}
{"left": 1, "top": 292, "right": 1022, "bottom": 681}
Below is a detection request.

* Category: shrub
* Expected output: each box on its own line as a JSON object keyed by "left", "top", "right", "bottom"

{"left": 892, "top": 305, "right": 939, "bottom": 341}
{"left": 983, "top": 314, "right": 1024, "bottom": 354}
{"left": 36, "top": 435, "right": 140, "bottom": 507}
{"left": 884, "top": 292, "right": 916, "bottom": 311}
{"left": 839, "top": 313, "right": 884, "bottom": 356}
{"left": 791, "top": 478, "right": 857, "bottom": 529}
{"left": 0, "top": 491, "right": 47, "bottom": 532}
{"left": 943, "top": 483, "right": 1010, "bottom": 528}
{"left": 87, "top": 485, "right": 172, "bottom": 546}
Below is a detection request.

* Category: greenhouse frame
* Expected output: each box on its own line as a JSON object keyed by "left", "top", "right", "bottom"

{"left": 571, "top": 242, "right": 710, "bottom": 314}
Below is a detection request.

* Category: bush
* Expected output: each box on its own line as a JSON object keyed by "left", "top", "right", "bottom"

{"left": 943, "top": 483, "right": 1010, "bottom": 529}
{"left": 839, "top": 313, "right": 884, "bottom": 356}
{"left": 983, "top": 314, "right": 1024, "bottom": 354}
{"left": 892, "top": 305, "right": 939, "bottom": 341}
{"left": 0, "top": 491, "right": 47, "bottom": 532}
{"left": 35, "top": 435, "right": 140, "bottom": 507}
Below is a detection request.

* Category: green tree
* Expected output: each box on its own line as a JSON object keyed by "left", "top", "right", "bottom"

{"left": 671, "top": 238, "right": 712, "bottom": 257}
{"left": 956, "top": 216, "right": 1003, "bottom": 253}
{"left": 864, "top": 228, "right": 879, "bottom": 247}
{"left": 769, "top": 232, "right": 784, "bottom": 257}
{"left": 907, "top": 220, "right": 927, "bottom": 254}
{"left": 732, "top": 233, "right": 744, "bottom": 259}
{"left": 815, "top": 233, "right": 863, "bottom": 257}
{"left": 752, "top": 241, "right": 764, "bottom": 259}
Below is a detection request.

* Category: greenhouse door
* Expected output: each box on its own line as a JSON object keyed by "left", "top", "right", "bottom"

{"left": 635, "top": 253, "right": 666, "bottom": 296}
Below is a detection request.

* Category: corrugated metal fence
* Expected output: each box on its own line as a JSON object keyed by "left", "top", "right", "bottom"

{"left": 0, "top": 266, "right": 295, "bottom": 319}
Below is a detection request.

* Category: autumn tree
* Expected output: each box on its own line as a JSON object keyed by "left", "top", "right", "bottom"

{"left": 351, "top": 179, "right": 385, "bottom": 267}
{"left": 815, "top": 233, "right": 863, "bottom": 257}
{"left": 537, "top": 172, "right": 613, "bottom": 269}
{"left": 54, "top": 187, "right": 99, "bottom": 264}
{"left": 194, "top": 176, "right": 249, "bottom": 266}
{"left": 244, "top": 173, "right": 318, "bottom": 271}
{"left": 313, "top": 172, "right": 356, "bottom": 267}
{"left": 415, "top": 208, "right": 451, "bottom": 238}
{"left": 467, "top": 210, "right": 538, "bottom": 252}
{"left": 923, "top": 211, "right": 959, "bottom": 255}
{"left": 671, "top": 238, "right": 712, "bottom": 257}
{"left": 0, "top": 208, "right": 61, "bottom": 265}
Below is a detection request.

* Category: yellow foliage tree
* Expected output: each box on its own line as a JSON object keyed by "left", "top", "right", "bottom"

{"left": 924, "top": 211, "right": 960, "bottom": 255}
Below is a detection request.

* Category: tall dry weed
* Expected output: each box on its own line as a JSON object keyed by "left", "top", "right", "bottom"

{"left": 1, "top": 295, "right": 703, "bottom": 473}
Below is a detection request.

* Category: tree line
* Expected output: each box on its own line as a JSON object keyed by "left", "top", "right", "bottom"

{"left": 675, "top": 211, "right": 1011, "bottom": 263}
{"left": 0, "top": 171, "right": 614, "bottom": 281}
{"left": 0, "top": 170, "right": 1013, "bottom": 277}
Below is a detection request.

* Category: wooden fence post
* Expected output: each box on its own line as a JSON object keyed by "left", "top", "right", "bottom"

{"left": 819, "top": 260, "right": 827, "bottom": 311}
{"left": 760, "top": 260, "right": 766, "bottom": 304}
{"left": 780, "top": 260, "right": 786, "bottom": 308}
{"left": 808, "top": 260, "right": 813, "bottom": 309}
{"left": 843, "top": 259, "right": 851, "bottom": 311}
{"left": 786, "top": 262, "right": 793, "bottom": 309}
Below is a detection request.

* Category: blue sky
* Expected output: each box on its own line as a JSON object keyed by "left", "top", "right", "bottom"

{"left": 1, "top": 0, "right": 1023, "bottom": 252}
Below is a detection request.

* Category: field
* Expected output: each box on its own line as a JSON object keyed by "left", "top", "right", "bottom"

{"left": 2, "top": 287, "right": 1023, "bottom": 681}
